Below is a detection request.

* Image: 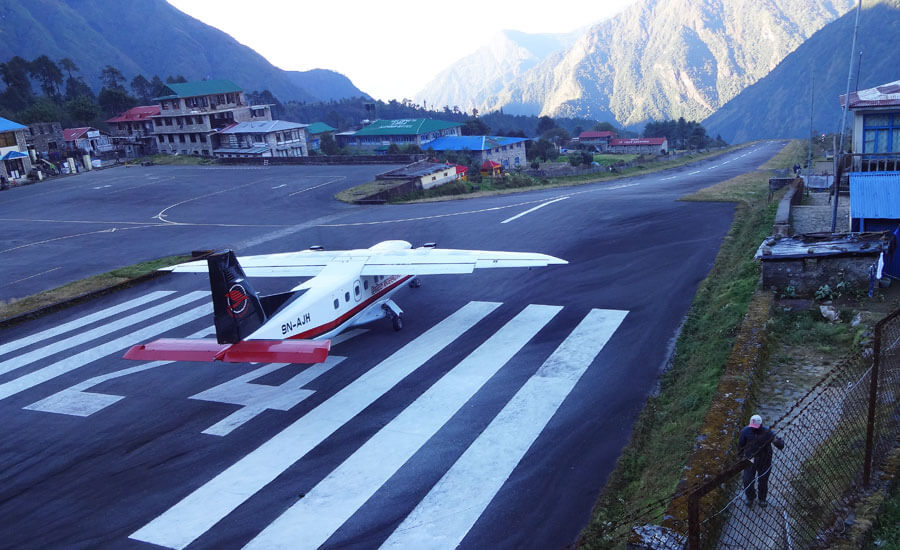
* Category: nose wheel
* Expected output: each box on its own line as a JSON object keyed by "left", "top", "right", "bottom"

{"left": 409, "top": 277, "right": 421, "bottom": 288}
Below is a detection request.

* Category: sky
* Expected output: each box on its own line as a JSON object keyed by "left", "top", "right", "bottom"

{"left": 166, "top": 0, "right": 639, "bottom": 101}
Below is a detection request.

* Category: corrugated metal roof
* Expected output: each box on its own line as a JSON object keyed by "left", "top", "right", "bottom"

{"left": 106, "top": 105, "right": 161, "bottom": 123}
{"left": 217, "top": 120, "right": 308, "bottom": 134}
{"left": 154, "top": 79, "right": 242, "bottom": 100}
{"left": 1, "top": 150, "right": 28, "bottom": 160}
{"left": 426, "top": 135, "right": 528, "bottom": 151}
{"left": 850, "top": 171, "right": 900, "bottom": 218}
{"left": 0, "top": 117, "right": 26, "bottom": 132}
{"left": 63, "top": 127, "right": 95, "bottom": 141}
{"left": 305, "top": 122, "right": 336, "bottom": 135}
{"left": 755, "top": 232, "right": 887, "bottom": 260}
{"left": 354, "top": 118, "right": 460, "bottom": 136}
{"left": 841, "top": 79, "right": 900, "bottom": 109}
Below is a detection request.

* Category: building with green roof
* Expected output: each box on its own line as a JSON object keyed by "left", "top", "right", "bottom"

{"left": 150, "top": 79, "right": 273, "bottom": 156}
{"left": 305, "top": 122, "right": 336, "bottom": 152}
{"left": 336, "top": 118, "right": 461, "bottom": 151}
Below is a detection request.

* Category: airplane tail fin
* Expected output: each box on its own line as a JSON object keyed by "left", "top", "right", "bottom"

{"left": 207, "top": 250, "right": 266, "bottom": 344}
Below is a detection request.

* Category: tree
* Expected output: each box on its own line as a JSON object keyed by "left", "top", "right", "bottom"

{"left": 98, "top": 87, "right": 137, "bottom": 117}
{"left": 65, "top": 76, "right": 94, "bottom": 101}
{"left": 29, "top": 55, "right": 63, "bottom": 100}
{"left": 64, "top": 95, "right": 101, "bottom": 126}
{"left": 18, "top": 98, "right": 63, "bottom": 124}
{"left": 131, "top": 74, "right": 155, "bottom": 103}
{"left": 592, "top": 122, "right": 617, "bottom": 132}
{"left": 535, "top": 115, "right": 557, "bottom": 135}
{"left": 166, "top": 75, "right": 187, "bottom": 84}
{"left": 58, "top": 57, "right": 78, "bottom": 80}
{"left": 461, "top": 117, "right": 490, "bottom": 136}
{"left": 0, "top": 56, "right": 34, "bottom": 111}
{"left": 99, "top": 65, "right": 126, "bottom": 90}
{"left": 320, "top": 132, "right": 340, "bottom": 155}
{"left": 150, "top": 75, "right": 168, "bottom": 98}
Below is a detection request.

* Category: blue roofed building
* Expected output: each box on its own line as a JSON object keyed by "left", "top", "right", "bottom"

{"left": 0, "top": 116, "right": 32, "bottom": 180}
{"left": 425, "top": 135, "right": 529, "bottom": 170}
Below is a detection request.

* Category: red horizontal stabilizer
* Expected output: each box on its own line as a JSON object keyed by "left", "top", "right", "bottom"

{"left": 123, "top": 338, "right": 230, "bottom": 362}
{"left": 123, "top": 338, "right": 330, "bottom": 364}
{"left": 219, "top": 339, "right": 331, "bottom": 364}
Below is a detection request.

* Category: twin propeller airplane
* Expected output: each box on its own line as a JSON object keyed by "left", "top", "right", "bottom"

{"left": 124, "top": 240, "right": 567, "bottom": 365}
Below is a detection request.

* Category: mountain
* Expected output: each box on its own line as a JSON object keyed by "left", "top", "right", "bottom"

{"left": 284, "top": 69, "right": 368, "bottom": 102}
{"left": 703, "top": 0, "right": 900, "bottom": 143}
{"left": 414, "top": 29, "right": 580, "bottom": 113}
{"left": 449, "top": 0, "right": 856, "bottom": 128}
{"left": 0, "top": 0, "right": 366, "bottom": 103}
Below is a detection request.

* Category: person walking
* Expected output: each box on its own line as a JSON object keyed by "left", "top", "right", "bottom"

{"left": 739, "top": 414, "right": 785, "bottom": 508}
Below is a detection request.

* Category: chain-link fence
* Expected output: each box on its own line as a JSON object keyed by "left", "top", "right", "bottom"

{"left": 590, "top": 308, "right": 900, "bottom": 549}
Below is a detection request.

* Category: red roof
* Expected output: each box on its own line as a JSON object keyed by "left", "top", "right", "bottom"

{"left": 455, "top": 164, "right": 469, "bottom": 173}
{"left": 579, "top": 131, "right": 615, "bottom": 139}
{"left": 63, "top": 127, "right": 92, "bottom": 141}
{"left": 610, "top": 137, "right": 667, "bottom": 146}
{"left": 481, "top": 160, "right": 501, "bottom": 169}
{"left": 106, "top": 105, "right": 161, "bottom": 123}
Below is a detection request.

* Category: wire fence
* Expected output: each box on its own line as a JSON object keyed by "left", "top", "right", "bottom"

{"left": 592, "top": 308, "right": 900, "bottom": 549}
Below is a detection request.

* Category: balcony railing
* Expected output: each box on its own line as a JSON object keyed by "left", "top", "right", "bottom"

{"left": 840, "top": 152, "right": 900, "bottom": 173}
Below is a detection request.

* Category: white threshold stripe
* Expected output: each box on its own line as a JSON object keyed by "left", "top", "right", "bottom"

{"left": 500, "top": 196, "right": 568, "bottom": 224}
{"left": 130, "top": 300, "right": 500, "bottom": 550}
{"left": 243, "top": 304, "right": 563, "bottom": 550}
{"left": 0, "top": 290, "right": 176, "bottom": 357}
{"left": 0, "top": 303, "right": 212, "bottom": 402}
{"left": 381, "top": 308, "right": 628, "bottom": 549}
{"left": 24, "top": 326, "right": 214, "bottom": 417}
{"left": 0, "top": 291, "right": 207, "bottom": 377}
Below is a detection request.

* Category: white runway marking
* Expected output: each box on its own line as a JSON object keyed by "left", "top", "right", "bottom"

{"left": 25, "top": 326, "right": 214, "bottom": 417}
{"left": 501, "top": 197, "right": 569, "bottom": 224}
{"left": 2, "top": 266, "right": 63, "bottom": 290}
{"left": 192, "top": 355, "right": 345, "bottom": 436}
{"left": 244, "top": 304, "right": 563, "bottom": 550}
{"left": 689, "top": 170, "right": 701, "bottom": 175}
{"left": 0, "top": 292, "right": 173, "bottom": 358}
{"left": 130, "top": 301, "right": 500, "bottom": 550}
{"left": 661, "top": 176, "right": 676, "bottom": 181}
{"left": 0, "top": 303, "right": 211, "bottom": 402}
{"left": 0, "top": 291, "right": 206, "bottom": 377}
{"left": 382, "top": 308, "right": 628, "bottom": 549}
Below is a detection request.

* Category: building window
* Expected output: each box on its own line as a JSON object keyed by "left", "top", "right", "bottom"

{"left": 515, "top": 156, "right": 520, "bottom": 165}
{"left": 863, "top": 113, "right": 900, "bottom": 153}
{"left": 0, "top": 133, "right": 16, "bottom": 147}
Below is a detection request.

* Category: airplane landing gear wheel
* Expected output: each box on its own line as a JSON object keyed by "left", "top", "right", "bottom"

{"left": 409, "top": 278, "right": 421, "bottom": 288}
{"left": 392, "top": 314, "right": 403, "bottom": 331}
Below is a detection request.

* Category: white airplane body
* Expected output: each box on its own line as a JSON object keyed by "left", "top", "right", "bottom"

{"left": 124, "top": 240, "right": 566, "bottom": 364}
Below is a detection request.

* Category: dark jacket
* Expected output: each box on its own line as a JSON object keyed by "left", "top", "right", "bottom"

{"left": 738, "top": 425, "right": 785, "bottom": 465}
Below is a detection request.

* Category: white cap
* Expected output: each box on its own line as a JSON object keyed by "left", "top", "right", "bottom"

{"left": 749, "top": 414, "right": 763, "bottom": 428}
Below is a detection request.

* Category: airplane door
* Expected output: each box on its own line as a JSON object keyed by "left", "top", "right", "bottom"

{"left": 353, "top": 280, "right": 362, "bottom": 302}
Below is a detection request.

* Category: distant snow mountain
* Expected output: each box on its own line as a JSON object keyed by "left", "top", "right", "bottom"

{"left": 426, "top": 0, "right": 857, "bottom": 129}
{"left": 414, "top": 29, "right": 581, "bottom": 112}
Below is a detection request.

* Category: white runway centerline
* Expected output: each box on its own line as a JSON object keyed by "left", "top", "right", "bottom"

{"left": 130, "top": 301, "right": 500, "bottom": 550}
{"left": 243, "top": 304, "right": 563, "bottom": 550}
{"left": 382, "top": 308, "right": 628, "bottom": 549}
{"left": 501, "top": 196, "right": 569, "bottom": 224}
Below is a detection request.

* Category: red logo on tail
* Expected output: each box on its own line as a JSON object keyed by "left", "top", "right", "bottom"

{"left": 226, "top": 284, "right": 250, "bottom": 317}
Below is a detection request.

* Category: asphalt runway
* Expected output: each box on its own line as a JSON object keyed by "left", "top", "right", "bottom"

{"left": 0, "top": 142, "right": 786, "bottom": 549}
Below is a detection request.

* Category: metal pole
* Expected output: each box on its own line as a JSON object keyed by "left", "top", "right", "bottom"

{"left": 688, "top": 492, "right": 700, "bottom": 550}
{"left": 833, "top": 0, "right": 863, "bottom": 233}
{"left": 808, "top": 72, "right": 815, "bottom": 171}
{"left": 863, "top": 320, "right": 882, "bottom": 485}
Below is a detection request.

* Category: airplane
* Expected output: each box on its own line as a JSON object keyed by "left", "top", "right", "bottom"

{"left": 124, "top": 240, "right": 567, "bottom": 365}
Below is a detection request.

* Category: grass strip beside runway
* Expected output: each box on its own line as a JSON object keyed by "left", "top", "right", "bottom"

{"left": 578, "top": 141, "right": 804, "bottom": 547}
{"left": 0, "top": 254, "right": 192, "bottom": 323}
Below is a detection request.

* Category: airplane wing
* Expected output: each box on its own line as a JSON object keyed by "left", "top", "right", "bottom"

{"left": 164, "top": 247, "right": 566, "bottom": 277}
{"left": 358, "top": 248, "right": 567, "bottom": 275}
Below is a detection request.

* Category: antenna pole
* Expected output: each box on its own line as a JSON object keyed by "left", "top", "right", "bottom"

{"left": 833, "top": 0, "right": 863, "bottom": 233}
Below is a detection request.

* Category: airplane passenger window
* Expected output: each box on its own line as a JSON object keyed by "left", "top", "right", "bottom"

{"left": 344, "top": 292, "right": 350, "bottom": 302}
{"left": 333, "top": 299, "right": 339, "bottom": 309}
{"left": 363, "top": 280, "right": 369, "bottom": 290}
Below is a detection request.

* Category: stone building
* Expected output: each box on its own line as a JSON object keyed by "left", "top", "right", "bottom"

{"left": 26, "top": 122, "right": 64, "bottom": 160}
{"left": 151, "top": 79, "right": 272, "bottom": 156}
{"left": 106, "top": 105, "right": 160, "bottom": 158}
{"left": 577, "top": 130, "right": 615, "bottom": 151}
{"left": 425, "top": 135, "right": 528, "bottom": 170}
{"left": 609, "top": 137, "right": 668, "bottom": 155}
{"left": 213, "top": 121, "right": 309, "bottom": 158}
{"left": 305, "top": 122, "right": 336, "bottom": 152}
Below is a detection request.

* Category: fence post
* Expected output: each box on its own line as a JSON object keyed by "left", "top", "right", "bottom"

{"left": 688, "top": 492, "right": 700, "bottom": 550}
{"left": 863, "top": 318, "right": 883, "bottom": 485}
